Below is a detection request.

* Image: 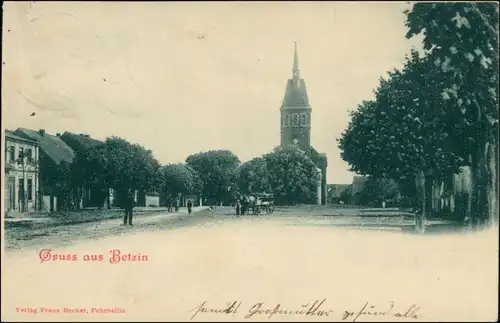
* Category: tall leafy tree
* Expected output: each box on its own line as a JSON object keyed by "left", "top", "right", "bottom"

{"left": 98, "top": 137, "right": 161, "bottom": 207}
{"left": 263, "top": 146, "right": 320, "bottom": 205}
{"left": 339, "top": 3, "right": 498, "bottom": 231}
{"left": 237, "top": 157, "right": 271, "bottom": 195}
{"left": 339, "top": 50, "right": 467, "bottom": 232}
{"left": 186, "top": 150, "right": 240, "bottom": 204}
{"left": 160, "top": 163, "right": 202, "bottom": 199}
{"left": 69, "top": 147, "right": 109, "bottom": 209}
{"left": 405, "top": 2, "right": 499, "bottom": 227}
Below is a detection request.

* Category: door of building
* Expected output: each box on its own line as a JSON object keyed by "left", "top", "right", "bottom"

{"left": 7, "top": 177, "right": 15, "bottom": 211}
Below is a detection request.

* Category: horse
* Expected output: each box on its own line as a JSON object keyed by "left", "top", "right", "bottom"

{"left": 240, "top": 195, "right": 259, "bottom": 215}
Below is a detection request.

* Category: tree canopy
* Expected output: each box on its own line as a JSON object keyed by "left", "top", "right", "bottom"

{"left": 186, "top": 150, "right": 240, "bottom": 203}
{"left": 160, "top": 163, "right": 202, "bottom": 198}
{"left": 338, "top": 2, "right": 499, "bottom": 228}
{"left": 237, "top": 157, "right": 271, "bottom": 195}
{"left": 263, "top": 146, "right": 320, "bottom": 205}
{"left": 99, "top": 137, "right": 161, "bottom": 193}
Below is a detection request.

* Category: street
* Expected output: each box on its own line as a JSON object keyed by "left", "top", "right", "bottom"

{"left": 2, "top": 207, "right": 498, "bottom": 322}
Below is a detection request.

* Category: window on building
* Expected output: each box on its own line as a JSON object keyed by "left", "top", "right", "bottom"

{"left": 293, "top": 114, "right": 298, "bottom": 125}
{"left": 27, "top": 179, "right": 33, "bottom": 201}
{"left": 25, "top": 148, "right": 33, "bottom": 163}
{"left": 285, "top": 115, "right": 290, "bottom": 127}
{"left": 18, "top": 147, "right": 24, "bottom": 162}
{"left": 9, "top": 146, "right": 15, "bottom": 162}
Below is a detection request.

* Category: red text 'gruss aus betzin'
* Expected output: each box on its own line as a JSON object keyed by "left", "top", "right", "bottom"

{"left": 38, "top": 248, "right": 149, "bottom": 264}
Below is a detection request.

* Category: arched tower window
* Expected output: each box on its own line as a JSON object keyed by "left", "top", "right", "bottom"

{"left": 293, "top": 114, "right": 298, "bottom": 125}
{"left": 285, "top": 114, "right": 290, "bottom": 127}
{"left": 301, "top": 113, "right": 307, "bottom": 125}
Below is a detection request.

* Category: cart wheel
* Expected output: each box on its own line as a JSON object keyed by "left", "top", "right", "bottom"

{"left": 268, "top": 204, "right": 274, "bottom": 214}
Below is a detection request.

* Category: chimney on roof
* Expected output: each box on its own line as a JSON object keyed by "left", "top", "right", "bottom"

{"left": 38, "top": 129, "right": 45, "bottom": 136}
{"left": 56, "top": 133, "right": 61, "bottom": 137}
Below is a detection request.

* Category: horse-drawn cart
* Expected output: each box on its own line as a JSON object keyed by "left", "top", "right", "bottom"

{"left": 251, "top": 193, "right": 275, "bottom": 215}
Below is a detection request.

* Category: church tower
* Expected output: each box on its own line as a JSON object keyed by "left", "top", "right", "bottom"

{"left": 280, "top": 42, "right": 311, "bottom": 152}
{"left": 278, "top": 43, "right": 328, "bottom": 205}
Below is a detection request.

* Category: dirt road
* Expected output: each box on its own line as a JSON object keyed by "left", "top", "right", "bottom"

{"left": 2, "top": 208, "right": 497, "bottom": 322}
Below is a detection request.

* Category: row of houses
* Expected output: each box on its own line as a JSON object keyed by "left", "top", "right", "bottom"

{"left": 4, "top": 128, "right": 160, "bottom": 214}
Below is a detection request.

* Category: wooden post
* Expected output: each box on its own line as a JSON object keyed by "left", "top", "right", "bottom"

{"left": 317, "top": 168, "right": 322, "bottom": 206}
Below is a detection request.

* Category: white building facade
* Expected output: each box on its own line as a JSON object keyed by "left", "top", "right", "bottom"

{"left": 4, "top": 131, "right": 40, "bottom": 213}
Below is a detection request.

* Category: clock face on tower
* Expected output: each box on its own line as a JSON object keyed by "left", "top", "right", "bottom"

{"left": 293, "top": 138, "right": 299, "bottom": 145}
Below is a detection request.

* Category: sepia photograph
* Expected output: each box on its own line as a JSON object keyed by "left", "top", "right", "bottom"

{"left": 1, "top": 1, "right": 499, "bottom": 322}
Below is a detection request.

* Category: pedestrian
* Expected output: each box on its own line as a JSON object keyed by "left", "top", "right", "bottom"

{"left": 187, "top": 199, "right": 193, "bottom": 215}
{"left": 123, "top": 189, "right": 134, "bottom": 226}
{"left": 235, "top": 199, "right": 241, "bottom": 216}
{"left": 240, "top": 195, "right": 247, "bottom": 215}
{"left": 168, "top": 195, "right": 173, "bottom": 213}
{"left": 175, "top": 198, "right": 180, "bottom": 212}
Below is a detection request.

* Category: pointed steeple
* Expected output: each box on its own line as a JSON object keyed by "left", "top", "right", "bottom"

{"left": 292, "top": 42, "right": 300, "bottom": 80}
{"left": 281, "top": 42, "right": 310, "bottom": 108}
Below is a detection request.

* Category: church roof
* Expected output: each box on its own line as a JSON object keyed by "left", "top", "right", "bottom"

{"left": 310, "top": 146, "right": 327, "bottom": 169}
{"left": 281, "top": 79, "right": 310, "bottom": 108}
{"left": 281, "top": 43, "right": 310, "bottom": 108}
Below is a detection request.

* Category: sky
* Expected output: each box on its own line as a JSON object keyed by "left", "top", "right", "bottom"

{"left": 2, "top": 1, "right": 423, "bottom": 184}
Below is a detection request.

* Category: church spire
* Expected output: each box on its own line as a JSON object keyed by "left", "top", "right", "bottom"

{"left": 293, "top": 42, "right": 300, "bottom": 80}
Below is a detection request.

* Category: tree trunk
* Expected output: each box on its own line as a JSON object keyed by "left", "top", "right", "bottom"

{"left": 424, "top": 173, "right": 433, "bottom": 218}
{"left": 455, "top": 164, "right": 473, "bottom": 227}
{"left": 471, "top": 143, "right": 488, "bottom": 229}
{"left": 106, "top": 189, "right": 111, "bottom": 209}
{"left": 485, "top": 141, "right": 498, "bottom": 228}
{"left": 415, "top": 169, "right": 426, "bottom": 234}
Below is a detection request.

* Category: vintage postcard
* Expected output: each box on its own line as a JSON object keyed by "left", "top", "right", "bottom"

{"left": 1, "top": 1, "right": 498, "bottom": 322}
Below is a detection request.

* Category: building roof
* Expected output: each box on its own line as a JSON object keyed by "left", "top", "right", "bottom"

{"left": 5, "top": 129, "right": 38, "bottom": 144}
{"left": 15, "top": 128, "right": 75, "bottom": 165}
{"left": 60, "top": 131, "right": 103, "bottom": 153}
{"left": 351, "top": 175, "right": 369, "bottom": 194}
{"left": 281, "top": 43, "right": 310, "bottom": 108}
{"left": 281, "top": 79, "right": 310, "bottom": 108}
{"left": 310, "top": 146, "right": 327, "bottom": 169}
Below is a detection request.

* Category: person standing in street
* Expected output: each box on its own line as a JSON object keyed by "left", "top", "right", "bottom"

{"left": 187, "top": 199, "right": 193, "bottom": 215}
{"left": 123, "top": 189, "right": 134, "bottom": 226}
{"left": 175, "top": 197, "right": 180, "bottom": 212}
{"left": 240, "top": 195, "right": 247, "bottom": 215}
{"left": 168, "top": 195, "right": 173, "bottom": 213}
{"left": 235, "top": 199, "right": 241, "bottom": 217}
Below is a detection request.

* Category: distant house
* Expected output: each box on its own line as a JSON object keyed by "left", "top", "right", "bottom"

{"left": 144, "top": 192, "right": 160, "bottom": 207}
{"left": 327, "top": 184, "right": 351, "bottom": 204}
{"left": 15, "top": 128, "right": 75, "bottom": 212}
{"left": 351, "top": 175, "right": 369, "bottom": 195}
{"left": 4, "top": 130, "right": 40, "bottom": 213}
{"left": 59, "top": 131, "right": 116, "bottom": 208}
